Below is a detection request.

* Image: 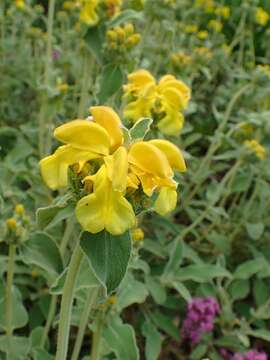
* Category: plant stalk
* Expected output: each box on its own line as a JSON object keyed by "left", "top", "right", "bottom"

{"left": 55, "top": 242, "right": 83, "bottom": 360}
{"left": 90, "top": 310, "right": 105, "bottom": 360}
{"left": 5, "top": 243, "right": 16, "bottom": 355}
{"left": 71, "top": 287, "right": 99, "bottom": 360}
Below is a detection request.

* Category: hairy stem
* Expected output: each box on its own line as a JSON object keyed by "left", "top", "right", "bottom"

{"left": 55, "top": 242, "right": 83, "bottom": 360}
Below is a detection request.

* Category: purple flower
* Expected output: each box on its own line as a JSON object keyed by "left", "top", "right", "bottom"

{"left": 231, "top": 350, "right": 268, "bottom": 360}
{"left": 181, "top": 297, "right": 220, "bottom": 344}
{"left": 52, "top": 50, "right": 60, "bottom": 60}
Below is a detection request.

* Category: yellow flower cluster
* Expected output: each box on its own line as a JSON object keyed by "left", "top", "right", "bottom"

{"left": 106, "top": 23, "right": 141, "bottom": 51}
{"left": 123, "top": 70, "right": 191, "bottom": 135}
{"left": 195, "top": 0, "right": 215, "bottom": 13}
{"left": 15, "top": 0, "right": 25, "bottom": 9}
{"left": 208, "top": 19, "right": 223, "bottom": 32}
{"left": 194, "top": 46, "right": 213, "bottom": 59}
{"left": 40, "top": 106, "right": 186, "bottom": 235}
{"left": 63, "top": 0, "right": 122, "bottom": 26}
{"left": 103, "top": 0, "right": 122, "bottom": 18}
{"left": 6, "top": 204, "right": 26, "bottom": 236}
{"left": 244, "top": 139, "right": 266, "bottom": 160}
{"left": 171, "top": 52, "right": 193, "bottom": 67}
{"left": 255, "top": 7, "right": 269, "bottom": 26}
{"left": 215, "top": 6, "right": 230, "bottom": 19}
{"left": 80, "top": 0, "right": 99, "bottom": 26}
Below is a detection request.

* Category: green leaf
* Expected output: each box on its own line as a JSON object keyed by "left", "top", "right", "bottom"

{"left": 32, "top": 348, "right": 54, "bottom": 360}
{"left": 97, "top": 64, "right": 123, "bottom": 103}
{"left": 0, "top": 282, "right": 28, "bottom": 331}
{"left": 108, "top": 9, "right": 143, "bottom": 27}
{"left": 245, "top": 223, "right": 264, "bottom": 240}
{"left": 142, "top": 321, "right": 162, "bottom": 360}
{"left": 0, "top": 336, "right": 30, "bottom": 359}
{"left": 253, "top": 278, "right": 269, "bottom": 307}
{"left": 174, "top": 264, "right": 231, "bottom": 282}
{"left": 129, "top": 118, "right": 153, "bottom": 141}
{"left": 116, "top": 273, "right": 148, "bottom": 311}
{"left": 171, "top": 281, "right": 192, "bottom": 302}
{"left": 80, "top": 230, "right": 131, "bottom": 294}
{"left": 228, "top": 279, "right": 250, "bottom": 301}
{"left": 36, "top": 202, "right": 74, "bottom": 230}
{"left": 234, "top": 258, "right": 267, "bottom": 280}
{"left": 151, "top": 311, "right": 179, "bottom": 340}
{"left": 247, "top": 329, "right": 270, "bottom": 342}
{"left": 145, "top": 276, "right": 166, "bottom": 304}
{"left": 50, "top": 257, "right": 100, "bottom": 294}
{"left": 103, "top": 316, "right": 139, "bottom": 360}
{"left": 190, "top": 344, "right": 208, "bottom": 359}
{"left": 84, "top": 26, "right": 104, "bottom": 63}
{"left": 20, "top": 232, "right": 63, "bottom": 275}
{"left": 164, "top": 239, "right": 184, "bottom": 274}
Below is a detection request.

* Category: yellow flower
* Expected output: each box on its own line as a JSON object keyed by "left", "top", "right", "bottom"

{"left": 15, "top": 204, "right": 25, "bottom": 216}
{"left": 184, "top": 24, "right": 198, "bottom": 34}
{"left": 208, "top": 19, "right": 223, "bottom": 32}
{"left": 197, "top": 30, "right": 209, "bottom": 39}
{"left": 15, "top": 0, "right": 25, "bottom": 9}
{"left": 171, "top": 52, "right": 192, "bottom": 66}
{"left": 195, "top": 0, "right": 215, "bottom": 13}
{"left": 215, "top": 6, "right": 230, "bottom": 19}
{"left": 80, "top": 0, "right": 99, "bottom": 26}
{"left": 255, "top": 7, "right": 269, "bottom": 26}
{"left": 6, "top": 218, "right": 17, "bottom": 230}
{"left": 40, "top": 106, "right": 186, "bottom": 234}
{"left": 244, "top": 140, "right": 266, "bottom": 160}
{"left": 131, "top": 227, "right": 144, "bottom": 241}
{"left": 123, "top": 70, "right": 191, "bottom": 135}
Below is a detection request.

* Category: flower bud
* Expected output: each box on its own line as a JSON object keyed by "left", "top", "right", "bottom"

{"left": 15, "top": 204, "right": 25, "bottom": 216}
{"left": 131, "top": 227, "right": 144, "bottom": 242}
{"left": 6, "top": 218, "right": 17, "bottom": 231}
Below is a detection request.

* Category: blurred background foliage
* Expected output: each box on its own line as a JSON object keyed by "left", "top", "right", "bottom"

{"left": 0, "top": 0, "right": 270, "bottom": 359}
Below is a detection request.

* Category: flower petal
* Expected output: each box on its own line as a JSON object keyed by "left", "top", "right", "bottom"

{"left": 128, "top": 141, "right": 173, "bottom": 178}
{"left": 154, "top": 187, "right": 177, "bottom": 215}
{"left": 104, "top": 146, "right": 128, "bottom": 192}
{"left": 54, "top": 120, "right": 110, "bottom": 155}
{"left": 124, "top": 69, "right": 156, "bottom": 94}
{"left": 76, "top": 165, "right": 136, "bottom": 235}
{"left": 149, "top": 139, "right": 186, "bottom": 172}
{"left": 157, "top": 111, "right": 184, "bottom": 135}
{"left": 90, "top": 106, "right": 123, "bottom": 150}
{"left": 39, "top": 145, "right": 98, "bottom": 190}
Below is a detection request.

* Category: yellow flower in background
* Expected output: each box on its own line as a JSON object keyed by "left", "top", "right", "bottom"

{"left": 103, "top": 0, "right": 122, "bottom": 18}
{"left": 40, "top": 106, "right": 186, "bottom": 234}
{"left": 184, "top": 24, "right": 198, "bottom": 34}
{"left": 80, "top": 0, "right": 99, "bottom": 26}
{"left": 215, "top": 6, "right": 230, "bottom": 19}
{"left": 123, "top": 69, "right": 191, "bottom": 135}
{"left": 255, "top": 7, "right": 269, "bottom": 26}
{"left": 208, "top": 19, "right": 223, "bottom": 32}
{"left": 106, "top": 23, "right": 141, "bottom": 51}
{"left": 197, "top": 30, "right": 209, "bottom": 39}
{"left": 244, "top": 140, "right": 266, "bottom": 160}
{"left": 195, "top": 0, "right": 215, "bottom": 13}
{"left": 15, "top": 0, "right": 25, "bottom": 9}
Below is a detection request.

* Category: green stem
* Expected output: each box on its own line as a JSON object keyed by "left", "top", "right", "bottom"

{"left": 44, "top": 0, "right": 55, "bottom": 87}
{"left": 40, "top": 295, "right": 57, "bottom": 348}
{"left": 78, "top": 54, "right": 92, "bottom": 118}
{"left": 71, "top": 287, "right": 99, "bottom": 360}
{"left": 38, "top": 0, "right": 56, "bottom": 157}
{"left": 5, "top": 244, "right": 16, "bottom": 355}
{"left": 90, "top": 311, "right": 105, "bottom": 360}
{"left": 55, "top": 242, "right": 83, "bottom": 360}
{"left": 40, "top": 220, "right": 75, "bottom": 348}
